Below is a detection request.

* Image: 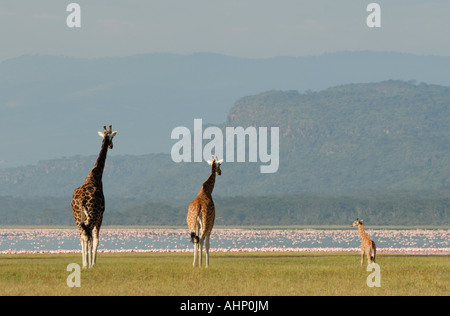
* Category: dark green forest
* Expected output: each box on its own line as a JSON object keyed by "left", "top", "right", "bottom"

{"left": 1, "top": 80, "right": 449, "bottom": 226}
{"left": 0, "top": 192, "right": 448, "bottom": 226}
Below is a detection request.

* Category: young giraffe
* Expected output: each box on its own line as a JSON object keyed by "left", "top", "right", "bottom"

{"left": 71, "top": 125, "right": 117, "bottom": 268}
{"left": 187, "top": 157, "right": 223, "bottom": 267}
{"left": 351, "top": 218, "right": 376, "bottom": 266}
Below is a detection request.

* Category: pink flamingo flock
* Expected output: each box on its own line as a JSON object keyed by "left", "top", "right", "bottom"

{"left": 0, "top": 228, "right": 448, "bottom": 255}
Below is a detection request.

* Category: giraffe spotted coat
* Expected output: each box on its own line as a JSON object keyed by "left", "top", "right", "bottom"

{"left": 71, "top": 125, "right": 117, "bottom": 268}
{"left": 351, "top": 218, "right": 376, "bottom": 266}
{"left": 187, "top": 157, "right": 223, "bottom": 267}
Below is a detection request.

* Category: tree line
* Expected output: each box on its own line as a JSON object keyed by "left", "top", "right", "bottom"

{"left": 1, "top": 192, "right": 448, "bottom": 226}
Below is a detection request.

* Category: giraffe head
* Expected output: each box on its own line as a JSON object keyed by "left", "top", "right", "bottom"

{"left": 207, "top": 156, "right": 223, "bottom": 175}
{"left": 98, "top": 125, "right": 118, "bottom": 149}
{"left": 350, "top": 218, "right": 363, "bottom": 227}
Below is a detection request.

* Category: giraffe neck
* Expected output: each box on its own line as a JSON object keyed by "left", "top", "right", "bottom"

{"left": 358, "top": 223, "right": 369, "bottom": 240}
{"left": 84, "top": 137, "right": 109, "bottom": 186}
{"left": 201, "top": 165, "right": 216, "bottom": 196}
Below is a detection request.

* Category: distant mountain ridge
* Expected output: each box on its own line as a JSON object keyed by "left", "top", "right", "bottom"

{"left": 1, "top": 80, "right": 449, "bottom": 200}
{"left": 1, "top": 51, "right": 449, "bottom": 168}
{"left": 1, "top": 80, "right": 450, "bottom": 225}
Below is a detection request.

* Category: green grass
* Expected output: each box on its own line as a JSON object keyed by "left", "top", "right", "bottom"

{"left": 0, "top": 252, "right": 448, "bottom": 296}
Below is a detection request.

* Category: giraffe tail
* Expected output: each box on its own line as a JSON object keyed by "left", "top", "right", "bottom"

{"left": 370, "top": 242, "right": 376, "bottom": 263}
{"left": 80, "top": 223, "right": 92, "bottom": 239}
{"left": 190, "top": 232, "right": 199, "bottom": 244}
{"left": 80, "top": 205, "right": 92, "bottom": 239}
{"left": 188, "top": 203, "right": 201, "bottom": 243}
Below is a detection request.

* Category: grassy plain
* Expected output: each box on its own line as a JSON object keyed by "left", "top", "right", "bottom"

{"left": 0, "top": 252, "right": 448, "bottom": 296}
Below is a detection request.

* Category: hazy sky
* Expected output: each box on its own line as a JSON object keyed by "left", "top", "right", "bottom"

{"left": 1, "top": 0, "right": 450, "bottom": 62}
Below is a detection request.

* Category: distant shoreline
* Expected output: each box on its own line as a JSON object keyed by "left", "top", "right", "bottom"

{"left": 1, "top": 227, "right": 448, "bottom": 255}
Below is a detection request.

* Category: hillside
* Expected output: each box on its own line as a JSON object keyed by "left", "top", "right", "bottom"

{"left": 227, "top": 80, "right": 450, "bottom": 194}
{"left": 1, "top": 80, "right": 450, "bottom": 225}
{"left": 1, "top": 51, "right": 449, "bottom": 168}
{"left": 2, "top": 80, "right": 450, "bottom": 198}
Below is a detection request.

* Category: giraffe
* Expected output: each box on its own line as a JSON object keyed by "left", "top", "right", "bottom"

{"left": 350, "top": 218, "right": 376, "bottom": 266}
{"left": 71, "top": 125, "right": 117, "bottom": 268}
{"left": 187, "top": 157, "right": 223, "bottom": 267}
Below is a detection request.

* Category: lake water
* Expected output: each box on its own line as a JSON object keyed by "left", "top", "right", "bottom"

{"left": 0, "top": 228, "right": 449, "bottom": 255}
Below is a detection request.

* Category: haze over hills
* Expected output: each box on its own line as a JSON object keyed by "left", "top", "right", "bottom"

{"left": 1, "top": 80, "right": 450, "bottom": 226}
{"left": 1, "top": 50, "right": 450, "bottom": 226}
{"left": 1, "top": 51, "right": 449, "bottom": 168}
{"left": 2, "top": 79, "right": 450, "bottom": 197}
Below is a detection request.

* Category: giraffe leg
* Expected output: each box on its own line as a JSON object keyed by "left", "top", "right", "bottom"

{"left": 198, "top": 237, "right": 204, "bottom": 268}
{"left": 192, "top": 218, "right": 201, "bottom": 267}
{"left": 205, "top": 235, "right": 210, "bottom": 268}
{"left": 193, "top": 240, "right": 199, "bottom": 267}
{"left": 92, "top": 227, "right": 99, "bottom": 267}
{"left": 196, "top": 215, "right": 204, "bottom": 268}
{"left": 372, "top": 244, "right": 376, "bottom": 263}
{"left": 87, "top": 238, "right": 93, "bottom": 268}
{"left": 80, "top": 235, "right": 88, "bottom": 269}
{"left": 367, "top": 247, "right": 374, "bottom": 265}
{"left": 360, "top": 248, "right": 364, "bottom": 266}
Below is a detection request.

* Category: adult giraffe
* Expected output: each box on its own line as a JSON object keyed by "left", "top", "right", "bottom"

{"left": 71, "top": 125, "right": 117, "bottom": 268}
{"left": 187, "top": 157, "right": 223, "bottom": 267}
